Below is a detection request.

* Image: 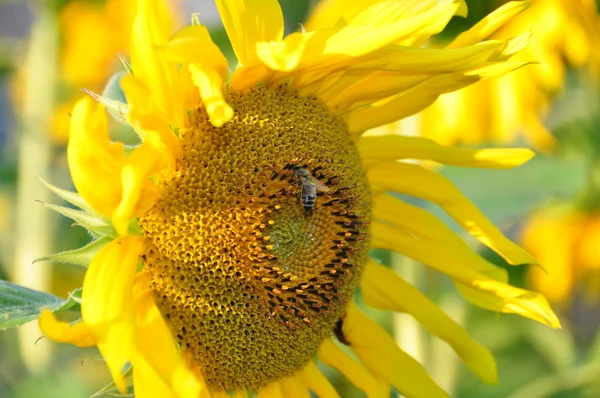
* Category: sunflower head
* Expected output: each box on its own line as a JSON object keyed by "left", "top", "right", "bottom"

{"left": 36, "top": 1, "right": 561, "bottom": 397}
{"left": 138, "top": 84, "right": 370, "bottom": 389}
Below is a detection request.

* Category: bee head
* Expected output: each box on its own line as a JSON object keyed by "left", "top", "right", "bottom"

{"left": 293, "top": 167, "right": 310, "bottom": 178}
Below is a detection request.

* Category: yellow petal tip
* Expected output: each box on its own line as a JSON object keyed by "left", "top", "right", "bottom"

{"left": 38, "top": 310, "right": 97, "bottom": 348}
{"left": 474, "top": 148, "right": 535, "bottom": 168}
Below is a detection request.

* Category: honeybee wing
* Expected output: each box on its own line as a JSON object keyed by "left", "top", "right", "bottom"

{"left": 310, "top": 176, "right": 331, "bottom": 193}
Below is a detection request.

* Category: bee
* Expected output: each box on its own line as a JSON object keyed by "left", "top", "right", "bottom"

{"left": 293, "top": 167, "right": 330, "bottom": 212}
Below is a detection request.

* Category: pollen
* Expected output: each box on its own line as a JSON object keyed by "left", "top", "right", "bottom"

{"left": 138, "top": 85, "right": 371, "bottom": 392}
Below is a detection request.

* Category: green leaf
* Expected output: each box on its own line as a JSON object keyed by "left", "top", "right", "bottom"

{"left": 42, "top": 202, "right": 116, "bottom": 238}
{"left": 34, "top": 237, "right": 111, "bottom": 267}
{"left": 0, "top": 280, "right": 67, "bottom": 330}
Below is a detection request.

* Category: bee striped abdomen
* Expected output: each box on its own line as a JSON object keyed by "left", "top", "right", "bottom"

{"left": 301, "top": 187, "right": 317, "bottom": 211}
{"left": 294, "top": 166, "right": 329, "bottom": 212}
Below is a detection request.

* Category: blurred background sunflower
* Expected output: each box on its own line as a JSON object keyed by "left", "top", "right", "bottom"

{"left": 0, "top": 0, "right": 599, "bottom": 397}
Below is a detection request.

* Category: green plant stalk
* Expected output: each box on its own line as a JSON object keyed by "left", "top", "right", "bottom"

{"left": 429, "top": 292, "right": 464, "bottom": 394}
{"left": 392, "top": 253, "right": 426, "bottom": 397}
{"left": 12, "top": 4, "right": 58, "bottom": 373}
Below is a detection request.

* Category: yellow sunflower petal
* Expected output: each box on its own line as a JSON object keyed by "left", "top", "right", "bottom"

{"left": 370, "top": 222, "right": 561, "bottom": 328}
{"left": 456, "top": 0, "right": 468, "bottom": 17}
{"left": 68, "top": 98, "right": 167, "bottom": 235}
{"left": 319, "top": 338, "right": 389, "bottom": 397}
{"left": 321, "top": 45, "right": 532, "bottom": 114}
{"left": 449, "top": 1, "right": 530, "bottom": 48}
{"left": 112, "top": 143, "right": 162, "bottom": 236}
{"left": 120, "top": 74, "right": 182, "bottom": 158}
{"left": 131, "top": 0, "right": 183, "bottom": 127}
{"left": 344, "top": 303, "right": 449, "bottom": 398}
{"left": 361, "top": 261, "right": 497, "bottom": 384}
{"left": 38, "top": 310, "right": 97, "bottom": 348}
{"left": 132, "top": 273, "right": 204, "bottom": 398}
{"left": 188, "top": 65, "right": 233, "bottom": 127}
{"left": 228, "top": 63, "right": 273, "bottom": 91}
{"left": 161, "top": 25, "right": 228, "bottom": 77}
{"left": 372, "top": 194, "right": 507, "bottom": 281}
{"left": 303, "top": 0, "right": 353, "bottom": 31}
{"left": 160, "top": 25, "right": 232, "bottom": 124}
{"left": 368, "top": 162, "right": 537, "bottom": 265}
{"left": 344, "top": 0, "right": 461, "bottom": 27}
{"left": 324, "top": 73, "right": 435, "bottom": 111}
{"left": 465, "top": 60, "right": 532, "bottom": 79}
{"left": 358, "top": 135, "right": 534, "bottom": 168}
{"left": 493, "top": 31, "right": 532, "bottom": 60}
{"left": 304, "top": 0, "right": 467, "bottom": 32}
{"left": 82, "top": 236, "right": 145, "bottom": 392}
{"left": 68, "top": 97, "right": 125, "bottom": 217}
{"left": 337, "top": 40, "right": 504, "bottom": 72}
{"left": 215, "top": 0, "right": 284, "bottom": 66}
{"left": 454, "top": 280, "right": 561, "bottom": 328}
{"left": 257, "top": 380, "right": 284, "bottom": 398}
{"left": 255, "top": 32, "right": 308, "bottom": 72}
{"left": 345, "top": 74, "right": 476, "bottom": 133}
{"left": 279, "top": 374, "right": 310, "bottom": 398}
{"left": 298, "top": 361, "right": 340, "bottom": 398}
{"left": 257, "top": 1, "right": 461, "bottom": 75}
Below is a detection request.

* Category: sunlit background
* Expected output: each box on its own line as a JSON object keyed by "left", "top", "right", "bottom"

{"left": 0, "top": 0, "right": 599, "bottom": 397}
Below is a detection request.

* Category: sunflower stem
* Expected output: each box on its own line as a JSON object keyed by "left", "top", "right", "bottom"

{"left": 391, "top": 253, "right": 426, "bottom": 396}
{"left": 12, "top": 2, "right": 58, "bottom": 373}
{"left": 429, "top": 292, "right": 464, "bottom": 394}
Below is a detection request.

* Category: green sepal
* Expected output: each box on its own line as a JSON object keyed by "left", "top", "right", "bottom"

{"left": 85, "top": 88, "right": 129, "bottom": 125}
{"left": 85, "top": 71, "right": 130, "bottom": 124}
{"left": 0, "top": 281, "right": 81, "bottom": 330}
{"left": 41, "top": 202, "right": 116, "bottom": 238}
{"left": 91, "top": 363, "right": 134, "bottom": 397}
{"left": 119, "top": 54, "right": 133, "bottom": 74}
{"left": 191, "top": 13, "right": 201, "bottom": 26}
{"left": 54, "top": 288, "right": 82, "bottom": 313}
{"left": 34, "top": 237, "right": 111, "bottom": 267}
{"left": 40, "top": 178, "right": 97, "bottom": 214}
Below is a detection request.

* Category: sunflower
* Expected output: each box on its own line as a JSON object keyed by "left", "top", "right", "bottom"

{"left": 523, "top": 203, "right": 600, "bottom": 305}
{"left": 46, "top": 0, "right": 176, "bottom": 142}
{"left": 46, "top": 0, "right": 138, "bottom": 142}
{"left": 39, "top": 0, "right": 560, "bottom": 397}
{"left": 9, "top": 0, "right": 139, "bottom": 143}
{"left": 411, "top": 0, "right": 600, "bottom": 150}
